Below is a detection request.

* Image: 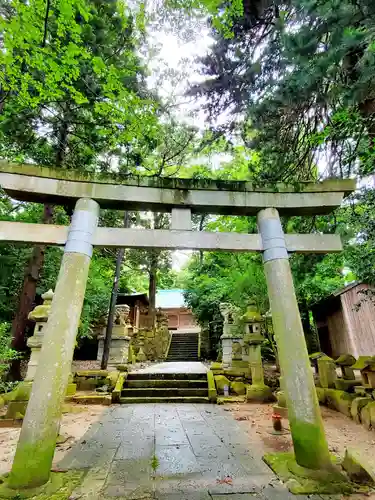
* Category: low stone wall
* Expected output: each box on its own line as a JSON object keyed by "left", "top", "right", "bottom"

{"left": 130, "top": 325, "right": 170, "bottom": 361}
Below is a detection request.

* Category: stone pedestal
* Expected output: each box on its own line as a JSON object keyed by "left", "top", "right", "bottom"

{"left": 25, "top": 289, "right": 54, "bottom": 381}
{"left": 245, "top": 333, "right": 272, "bottom": 402}
{"left": 221, "top": 334, "right": 233, "bottom": 369}
{"left": 98, "top": 327, "right": 131, "bottom": 369}
{"left": 98, "top": 304, "right": 133, "bottom": 369}
{"left": 317, "top": 356, "right": 337, "bottom": 388}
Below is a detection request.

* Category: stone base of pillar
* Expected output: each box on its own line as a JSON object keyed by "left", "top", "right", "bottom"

{"left": 246, "top": 384, "right": 273, "bottom": 402}
{"left": 263, "top": 452, "right": 350, "bottom": 495}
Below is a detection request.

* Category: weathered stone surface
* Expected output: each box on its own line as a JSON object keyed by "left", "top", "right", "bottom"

{"left": 325, "top": 389, "right": 356, "bottom": 417}
{"left": 246, "top": 384, "right": 274, "bottom": 402}
{"left": 62, "top": 403, "right": 289, "bottom": 499}
{"left": 350, "top": 397, "right": 372, "bottom": 423}
{"left": 214, "top": 375, "right": 230, "bottom": 395}
{"left": 361, "top": 401, "right": 375, "bottom": 430}
{"left": 318, "top": 356, "right": 337, "bottom": 388}
{"left": 342, "top": 449, "right": 375, "bottom": 484}
{"left": 230, "top": 381, "right": 246, "bottom": 395}
{"left": 334, "top": 379, "right": 361, "bottom": 392}
{"left": 0, "top": 162, "right": 354, "bottom": 215}
{"left": 335, "top": 354, "right": 356, "bottom": 366}
{"left": 315, "top": 387, "right": 326, "bottom": 404}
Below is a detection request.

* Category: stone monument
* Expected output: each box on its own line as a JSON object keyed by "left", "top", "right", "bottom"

{"left": 98, "top": 304, "right": 132, "bottom": 369}
{"left": 243, "top": 302, "right": 272, "bottom": 402}
{"left": 219, "top": 302, "right": 241, "bottom": 369}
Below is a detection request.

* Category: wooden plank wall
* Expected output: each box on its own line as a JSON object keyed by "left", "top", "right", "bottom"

{"left": 340, "top": 284, "right": 375, "bottom": 356}
{"left": 326, "top": 308, "right": 352, "bottom": 357}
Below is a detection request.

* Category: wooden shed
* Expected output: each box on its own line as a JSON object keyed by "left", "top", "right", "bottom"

{"left": 311, "top": 282, "right": 375, "bottom": 358}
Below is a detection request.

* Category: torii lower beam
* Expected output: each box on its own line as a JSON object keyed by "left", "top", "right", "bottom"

{"left": 0, "top": 221, "right": 343, "bottom": 253}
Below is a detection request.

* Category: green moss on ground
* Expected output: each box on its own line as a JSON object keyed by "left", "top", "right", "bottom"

{"left": 0, "top": 471, "right": 84, "bottom": 499}
{"left": 263, "top": 452, "right": 369, "bottom": 495}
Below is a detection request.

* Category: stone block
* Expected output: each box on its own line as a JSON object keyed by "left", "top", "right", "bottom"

{"left": 315, "top": 387, "right": 326, "bottom": 404}
{"left": 367, "top": 372, "right": 375, "bottom": 389}
{"left": 334, "top": 379, "right": 361, "bottom": 392}
{"left": 335, "top": 354, "right": 356, "bottom": 366}
{"left": 276, "top": 390, "right": 286, "bottom": 407}
{"left": 6, "top": 401, "right": 27, "bottom": 419}
{"left": 246, "top": 384, "right": 273, "bottom": 402}
{"left": 214, "top": 375, "right": 230, "bottom": 395}
{"left": 342, "top": 449, "right": 375, "bottom": 484}
{"left": 342, "top": 367, "right": 356, "bottom": 380}
{"left": 106, "top": 371, "right": 120, "bottom": 390}
{"left": 350, "top": 397, "right": 373, "bottom": 424}
{"left": 72, "top": 395, "right": 112, "bottom": 405}
{"left": 207, "top": 370, "right": 217, "bottom": 403}
{"left": 361, "top": 401, "right": 375, "bottom": 430}
{"left": 317, "top": 356, "right": 337, "bottom": 388}
{"left": 230, "top": 381, "right": 246, "bottom": 395}
{"left": 7, "top": 381, "right": 32, "bottom": 402}
{"left": 66, "top": 383, "right": 77, "bottom": 396}
{"left": 354, "top": 385, "right": 370, "bottom": 396}
{"left": 223, "top": 368, "right": 250, "bottom": 378}
{"left": 325, "top": 389, "right": 356, "bottom": 417}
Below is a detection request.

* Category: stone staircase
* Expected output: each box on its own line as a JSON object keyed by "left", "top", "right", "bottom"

{"left": 120, "top": 372, "right": 209, "bottom": 403}
{"left": 166, "top": 332, "right": 199, "bottom": 361}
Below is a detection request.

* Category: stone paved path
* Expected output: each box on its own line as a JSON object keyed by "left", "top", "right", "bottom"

{"left": 61, "top": 404, "right": 332, "bottom": 499}
{"left": 133, "top": 361, "right": 208, "bottom": 374}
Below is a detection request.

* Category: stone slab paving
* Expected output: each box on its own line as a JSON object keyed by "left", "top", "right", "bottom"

{"left": 61, "top": 404, "right": 335, "bottom": 499}
{"left": 131, "top": 361, "right": 208, "bottom": 374}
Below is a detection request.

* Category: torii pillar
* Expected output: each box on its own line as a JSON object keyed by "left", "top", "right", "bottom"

{"left": 7, "top": 198, "right": 99, "bottom": 491}
{"left": 258, "top": 208, "right": 331, "bottom": 470}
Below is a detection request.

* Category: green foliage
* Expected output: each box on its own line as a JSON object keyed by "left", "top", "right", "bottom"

{"left": 0, "top": 322, "right": 19, "bottom": 391}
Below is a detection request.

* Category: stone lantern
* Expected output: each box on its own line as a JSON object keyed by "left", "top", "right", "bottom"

{"left": 25, "top": 289, "right": 54, "bottom": 381}
{"left": 243, "top": 301, "right": 272, "bottom": 402}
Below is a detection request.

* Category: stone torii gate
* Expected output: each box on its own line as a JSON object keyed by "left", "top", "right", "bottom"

{"left": 0, "top": 162, "right": 354, "bottom": 493}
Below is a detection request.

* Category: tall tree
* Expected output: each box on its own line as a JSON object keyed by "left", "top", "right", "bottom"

{"left": 0, "top": 0, "right": 158, "bottom": 377}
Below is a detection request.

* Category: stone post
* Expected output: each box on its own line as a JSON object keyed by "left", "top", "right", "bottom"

{"left": 245, "top": 334, "right": 272, "bottom": 401}
{"left": 318, "top": 356, "right": 337, "bottom": 388}
{"left": 25, "top": 289, "right": 54, "bottom": 381}
{"left": 221, "top": 334, "right": 233, "bottom": 369}
{"left": 257, "top": 208, "right": 331, "bottom": 471}
{"left": 8, "top": 198, "right": 99, "bottom": 491}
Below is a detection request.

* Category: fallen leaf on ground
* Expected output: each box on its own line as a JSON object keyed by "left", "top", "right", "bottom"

{"left": 216, "top": 476, "right": 233, "bottom": 485}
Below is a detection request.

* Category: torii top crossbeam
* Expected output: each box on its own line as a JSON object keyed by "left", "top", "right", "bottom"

{"left": 0, "top": 162, "right": 355, "bottom": 216}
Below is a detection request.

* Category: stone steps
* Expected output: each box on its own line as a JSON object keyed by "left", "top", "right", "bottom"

{"left": 127, "top": 372, "right": 207, "bottom": 381}
{"left": 127, "top": 379, "right": 207, "bottom": 388}
{"left": 122, "top": 387, "right": 208, "bottom": 397}
{"left": 120, "top": 371, "right": 209, "bottom": 404}
{"left": 119, "top": 396, "right": 209, "bottom": 404}
{"left": 166, "top": 332, "right": 199, "bottom": 361}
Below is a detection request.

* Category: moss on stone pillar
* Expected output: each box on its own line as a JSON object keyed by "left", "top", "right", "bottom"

{"left": 6, "top": 198, "right": 99, "bottom": 491}
{"left": 258, "top": 208, "right": 331, "bottom": 471}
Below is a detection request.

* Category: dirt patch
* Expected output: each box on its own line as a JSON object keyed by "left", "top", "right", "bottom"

{"left": 228, "top": 402, "right": 375, "bottom": 499}
{"left": 0, "top": 405, "right": 105, "bottom": 475}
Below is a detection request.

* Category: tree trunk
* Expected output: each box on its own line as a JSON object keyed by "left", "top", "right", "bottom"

{"left": 9, "top": 204, "right": 54, "bottom": 380}
{"left": 101, "top": 212, "right": 129, "bottom": 370}
{"left": 9, "top": 114, "right": 69, "bottom": 380}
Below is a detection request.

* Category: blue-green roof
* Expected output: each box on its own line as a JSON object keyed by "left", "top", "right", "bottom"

{"left": 155, "top": 289, "right": 187, "bottom": 309}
